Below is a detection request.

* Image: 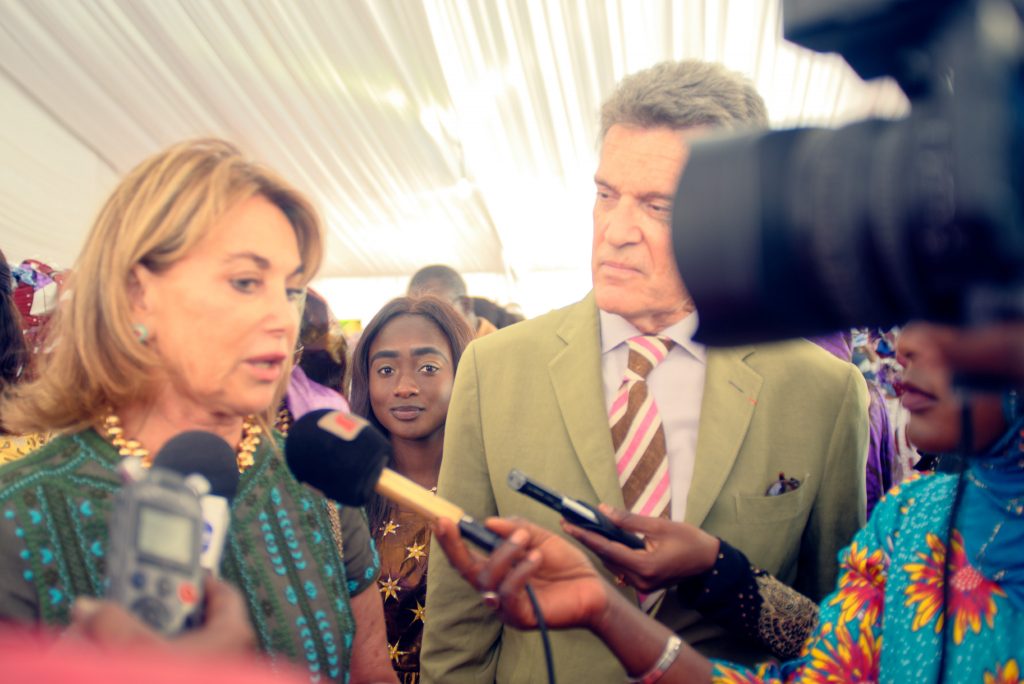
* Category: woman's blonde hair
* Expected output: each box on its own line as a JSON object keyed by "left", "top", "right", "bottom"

{"left": 1, "top": 138, "right": 323, "bottom": 434}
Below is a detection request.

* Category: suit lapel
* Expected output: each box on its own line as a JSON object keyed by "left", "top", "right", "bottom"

{"left": 685, "top": 346, "right": 762, "bottom": 527}
{"left": 548, "top": 294, "right": 625, "bottom": 508}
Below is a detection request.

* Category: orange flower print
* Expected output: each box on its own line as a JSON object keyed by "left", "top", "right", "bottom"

{"left": 904, "top": 532, "right": 946, "bottom": 633}
{"left": 904, "top": 530, "right": 1005, "bottom": 643}
{"left": 984, "top": 659, "right": 1020, "bottom": 684}
{"left": 829, "top": 541, "right": 886, "bottom": 626}
{"left": 712, "top": 666, "right": 766, "bottom": 684}
{"left": 804, "top": 619, "right": 881, "bottom": 684}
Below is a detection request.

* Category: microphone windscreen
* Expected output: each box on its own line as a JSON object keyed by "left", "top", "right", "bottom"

{"left": 285, "top": 409, "right": 389, "bottom": 506}
{"left": 152, "top": 431, "right": 241, "bottom": 501}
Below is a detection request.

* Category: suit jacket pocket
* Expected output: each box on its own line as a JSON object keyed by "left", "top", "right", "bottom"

{"left": 732, "top": 474, "right": 811, "bottom": 523}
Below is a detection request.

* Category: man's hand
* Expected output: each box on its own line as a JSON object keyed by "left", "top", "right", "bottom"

{"left": 562, "top": 504, "right": 720, "bottom": 592}
{"left": 66, "top": 575, "right": 256, "bottom": 656}
{"left": 433, "top": 516, "right": 613, "bottom": 632}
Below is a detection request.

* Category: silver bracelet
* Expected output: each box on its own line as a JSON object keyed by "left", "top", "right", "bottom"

{"left": 626, "top": 634, "right": 683, "bottom": 684}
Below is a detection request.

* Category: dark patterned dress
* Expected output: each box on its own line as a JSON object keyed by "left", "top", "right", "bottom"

{"left": 374, "top": 503, "right": 432, "bottom": 684}
{"left": 0, "top": 429, "right": 379, "bottom": 683}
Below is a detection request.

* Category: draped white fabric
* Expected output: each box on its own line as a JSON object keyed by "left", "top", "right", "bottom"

{"left": 0, "top": 0, "right": 906, "bottom": 319}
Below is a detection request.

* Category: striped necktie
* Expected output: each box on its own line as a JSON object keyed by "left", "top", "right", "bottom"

{"left": 610, "top": 335, "right": 675, "bottom": 519}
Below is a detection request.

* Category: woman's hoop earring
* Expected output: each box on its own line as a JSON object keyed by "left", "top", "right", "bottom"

{"left": 132, "top": 323, "right": 150, "bottom": 344}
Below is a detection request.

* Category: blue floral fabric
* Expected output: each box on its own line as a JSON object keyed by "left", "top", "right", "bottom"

{"left": 712, "top": 473, "right": 1024, "bottom": 683}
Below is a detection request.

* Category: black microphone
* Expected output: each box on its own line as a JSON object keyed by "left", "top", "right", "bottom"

{"left": 152, "top": 431, "right": 239, "bottom": 574}
{"left": 507, "top": 469, "right": 646, "bottom": 549}
{"left": 285, "top": 409, "right": 501, "bottom": 551}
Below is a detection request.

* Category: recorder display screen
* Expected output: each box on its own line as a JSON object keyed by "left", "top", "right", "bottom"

{"left": 137, "top": 505, "right": 195, "bottom": 567}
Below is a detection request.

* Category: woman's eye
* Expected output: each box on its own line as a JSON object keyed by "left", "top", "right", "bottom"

{"left": 231, "top": 278, "right": 261, "bottom": 293}
{"left": 286, "top": 287, "right": 306, "bottom": 302}
{"left": 420, "top": 364, "right": 440, "bottom": 374}
{"left": 376, "top": 366, "right": 394, "bottom": 377}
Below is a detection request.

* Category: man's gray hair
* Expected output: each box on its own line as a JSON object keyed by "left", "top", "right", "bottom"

{"left": 600, "top": 60, "right": 769, "bottom": 140}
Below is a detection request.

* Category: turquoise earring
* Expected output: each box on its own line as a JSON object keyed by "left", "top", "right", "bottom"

{"left": 132, "top": 323, "right": 149, "bottom": 344}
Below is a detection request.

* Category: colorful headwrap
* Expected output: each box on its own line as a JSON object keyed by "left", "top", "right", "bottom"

{"left": 11, "top": 260, "right": 66, "bottom": 355}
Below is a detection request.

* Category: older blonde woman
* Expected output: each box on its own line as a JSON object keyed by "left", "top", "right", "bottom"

{"left": 0, "top": 139, "right": 395, "bottom": 683}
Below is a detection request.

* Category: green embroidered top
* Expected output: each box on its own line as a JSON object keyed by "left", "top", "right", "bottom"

{"left": 0, "top": 430, "right": 380, "bottom": 682}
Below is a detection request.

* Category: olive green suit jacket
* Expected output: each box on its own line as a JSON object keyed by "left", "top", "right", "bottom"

{"left": 422, "top": 293, "right": 868, "bottom": 683}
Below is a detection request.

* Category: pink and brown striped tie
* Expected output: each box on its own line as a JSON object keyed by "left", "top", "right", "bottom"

{"left": 610, "top": 335, "right": 675, "bottom": 519}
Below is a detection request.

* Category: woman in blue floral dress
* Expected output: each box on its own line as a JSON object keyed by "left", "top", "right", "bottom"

{"left": 432, "top": 322, "right": 1024, "bottom": 683}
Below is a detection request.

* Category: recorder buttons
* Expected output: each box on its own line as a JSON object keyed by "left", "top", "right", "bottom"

{"left": 131, "top": 597, "right": 170, "bottom": 631}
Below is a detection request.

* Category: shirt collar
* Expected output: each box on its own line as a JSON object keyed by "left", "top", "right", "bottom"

{"left": 598, "top": 309, "right": 706, "bottom": 363}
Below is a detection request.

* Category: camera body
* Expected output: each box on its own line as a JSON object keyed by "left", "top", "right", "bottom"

{"left": 672, "top": 0, "right": 1024, "bottom": 345}
{"left": 105, "top": 466, "right": 206, "bottom": 636}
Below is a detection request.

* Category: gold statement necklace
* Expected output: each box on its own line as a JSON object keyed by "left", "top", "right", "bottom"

{"left": 102, "top": 412, "right": 262, "bottom": 473}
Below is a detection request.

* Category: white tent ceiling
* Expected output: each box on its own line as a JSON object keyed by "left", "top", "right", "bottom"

{"left": 0, "top": 0, "right": 907, "bottom": 322}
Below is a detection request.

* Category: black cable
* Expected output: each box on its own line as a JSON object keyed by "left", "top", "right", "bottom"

{"left": 525, "top": 583, "right": 556, "bottom": 684}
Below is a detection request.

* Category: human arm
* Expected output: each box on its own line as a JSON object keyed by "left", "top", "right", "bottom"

{"left": 347, "top": 586, "right": 398, "bottom": 684}
{"left": 438, "top": 484, "right": 898, "bottom": 684}
{"left": 329, "top": 504, "right": 395, "bottom": 683}
{"left": 433, "top": 516, "right": 713, "bottom": 683}
{"left": 565, "top": 505, "right": 819, "bottom": 660}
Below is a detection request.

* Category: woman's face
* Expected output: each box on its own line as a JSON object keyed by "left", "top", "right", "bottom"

{"left": 897, "top": 322, "right": 1007, "bottom": 453}
{"left": 133, "top": 195, "right": 306, "bottom": 418}
{"left": 368, "top": 314, "right": 455, "bottom": 443}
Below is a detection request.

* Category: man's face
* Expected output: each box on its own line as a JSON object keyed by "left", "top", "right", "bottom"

{"left": 592, "top": 124, "right": 706, "bottom": 333}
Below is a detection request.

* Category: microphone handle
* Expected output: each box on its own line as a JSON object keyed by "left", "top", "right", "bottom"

{"left": 457, "top": 517, "right": 501, "bottom": 552}
{"left": 375, "top": 468, "right": 500, "bottom": 550}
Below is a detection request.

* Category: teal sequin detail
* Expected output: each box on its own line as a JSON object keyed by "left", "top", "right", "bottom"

{"left": 23, "top": 570, "right": 33, "bottom": 581}
{"left": 79, "top": 500, "right": 93, "bottom": 517}
{"left": 40, "top": 548, "right": 53, "bottom": 564}
{"left": 285, "top": 584, "right": 298, "bottom": 605}
{"left": 28, "top": 510, "right": 42, "bottom": 525}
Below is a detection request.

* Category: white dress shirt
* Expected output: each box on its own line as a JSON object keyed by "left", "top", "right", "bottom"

{"left": 599, "top": 310, "right": 707, "bottom": 520}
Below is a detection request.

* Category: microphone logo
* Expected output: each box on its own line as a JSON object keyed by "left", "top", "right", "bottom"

{"left": 317, "top": 411, "right": 369, "bottom": 441}
{"left": 201, "top": 519, "right": 214, "bottom": 554}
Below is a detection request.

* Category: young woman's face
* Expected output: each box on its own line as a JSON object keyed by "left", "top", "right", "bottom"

{"left": 368, "top": 314, "right": 455, "bottom": 443}
{"left": 897, "top": 323, "right": 1007, "bottom": 454}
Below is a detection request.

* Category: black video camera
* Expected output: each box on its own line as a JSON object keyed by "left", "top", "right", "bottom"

{"left": 672, "top": 0, "right": 1024, "bottom": 345}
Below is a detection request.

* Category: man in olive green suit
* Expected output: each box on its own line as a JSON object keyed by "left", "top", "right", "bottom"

{"left": 421, "top": 60, "right": 869, "bottom": 683}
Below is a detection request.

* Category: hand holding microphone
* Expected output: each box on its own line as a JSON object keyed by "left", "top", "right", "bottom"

{"left": 432, "top": 515, "right": 613, "bottom": 631}
{"left": 561, "top": 504, "right": 721, "bottom": 594}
